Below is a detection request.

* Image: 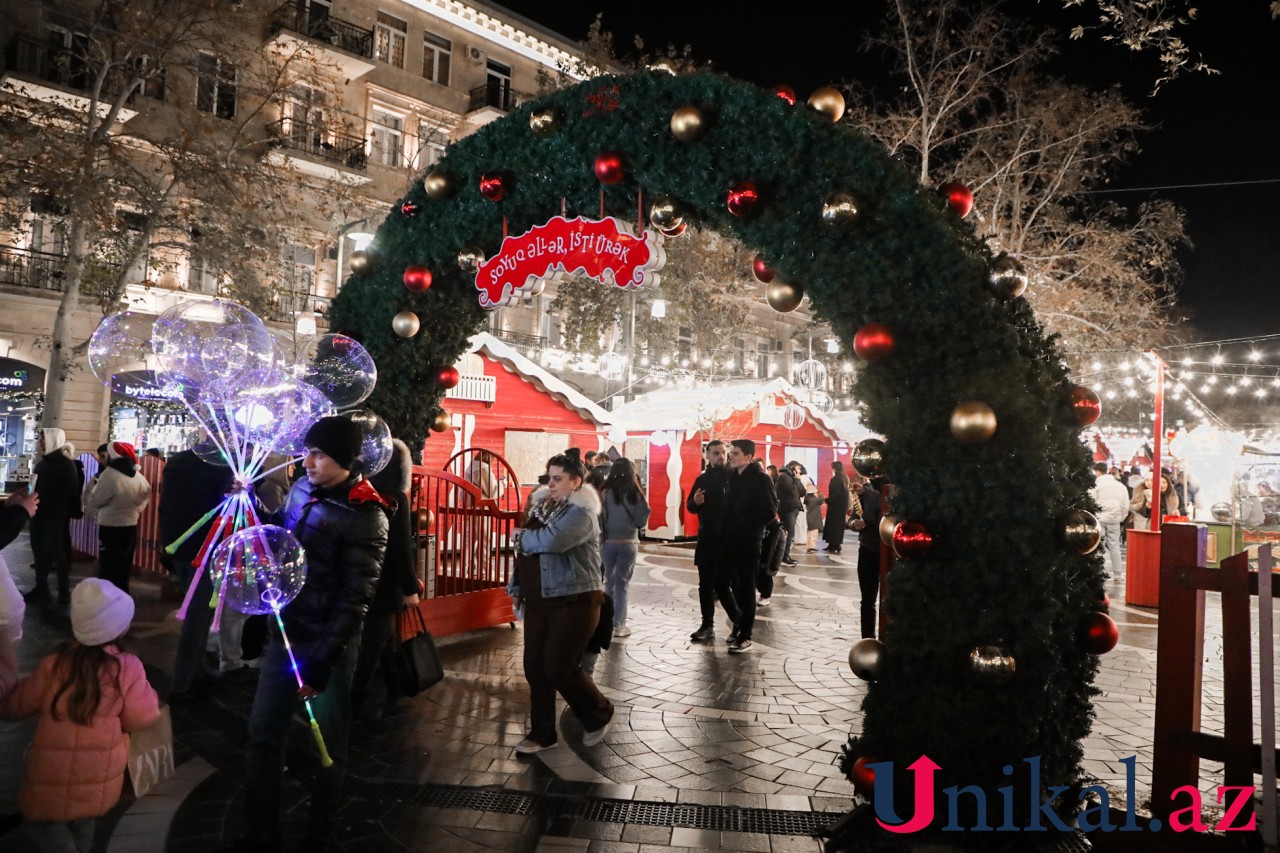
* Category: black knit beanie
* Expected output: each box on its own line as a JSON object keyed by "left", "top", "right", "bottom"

{"left": 304, "top": 416, "right": 363, "bottom": 471}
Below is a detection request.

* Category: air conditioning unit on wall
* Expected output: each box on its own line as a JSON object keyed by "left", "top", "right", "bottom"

{"left": 467, "top": 46, "right": 484, "bottom": 64}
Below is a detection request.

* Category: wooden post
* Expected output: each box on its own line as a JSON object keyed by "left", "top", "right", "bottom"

{"left": 1151, "top": 522, "right": 1206, "bottom": 815}
{"left": 1218, "top": 550, "right": 1254, "bottom": 789}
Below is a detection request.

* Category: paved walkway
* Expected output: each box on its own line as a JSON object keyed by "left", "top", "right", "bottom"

{"left": 0, "top": 529, "right": 1263, "bottom": 852}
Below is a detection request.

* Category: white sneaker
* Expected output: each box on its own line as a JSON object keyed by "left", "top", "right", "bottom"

{"left": 613, "top": 625, "right": 632, "bottom": 638}
{"left": 582, "top": 716, "right": 612, "bottom": 747}
{"left": 758, "top": 597, "right": 771, "bottom": 607}
{"left": 514, "top": 736, "right": 558, "bottom": 755}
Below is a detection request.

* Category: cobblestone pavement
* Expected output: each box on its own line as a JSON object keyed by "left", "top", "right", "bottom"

{"left": 0, "top": 529, "right": 1267, "bottom": 852}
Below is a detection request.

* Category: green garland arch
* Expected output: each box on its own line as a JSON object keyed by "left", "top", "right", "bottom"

{"left": 329, "top": 70, "right": 1109, "bottom": 831}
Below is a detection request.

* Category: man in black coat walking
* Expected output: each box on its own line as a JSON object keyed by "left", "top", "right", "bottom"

{"left": 685, "top": 440, "right": 735, "bottom": 643}
{"left": 25, "top": 428, "right": 79, "bottom": 605}
{"left": 775, "top": 463, "right": 804, "bottom": 566}
{"left": 716, "top": 439, "right": 779, "bottom": 654}
{"left": 848, "top": 475, "right": 884, "bottom": 639}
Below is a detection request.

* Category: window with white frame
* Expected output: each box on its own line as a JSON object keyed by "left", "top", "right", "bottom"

{"left": 188, "top": 256, "right": 220, "bottom": 295}
{"left": 280, "top": 243, "right": 316, "bottom": 300}
{"left": 286, "top": 85, "right": 325, "bottom": 149}
{"left": 374, "top": 11, "right": 407, "bottom": 68}
{"left": 196, "top": 53, "right": 236, "bottom": 119}
{"left": 369, "top": 106, "right": 404, "bottom": 167}
{"left": 422, "top": 31, "right": 451, "bottom": 85}
{"left": 416, "top": 121, "right": 448, "bottom": 168}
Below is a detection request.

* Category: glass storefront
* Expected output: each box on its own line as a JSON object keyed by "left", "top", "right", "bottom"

{"left": 109, "top": 370, "right": 198, "bottom": 457}
{"left": 0, "top": 357, "right": 45, "bottom": 489}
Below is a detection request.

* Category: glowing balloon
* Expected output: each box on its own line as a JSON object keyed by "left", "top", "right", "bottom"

{"left": 210, "top": 525, "right": 307, "bottom": 616}
{"left": 151, "top": 299, "right": 275, "bottom": 390}
{"left": 300, "top": 334, "right": 377, "bottom": 409}
{"left": 344, "top": 409, "right": 393, "bottom": 476}
{"left": 87, "top": 312, "right": 160, "bottom": 385}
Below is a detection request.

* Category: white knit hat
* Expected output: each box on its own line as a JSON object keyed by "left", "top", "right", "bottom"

{"left": 70, "top": 579, "right": 134, "bottom": 647}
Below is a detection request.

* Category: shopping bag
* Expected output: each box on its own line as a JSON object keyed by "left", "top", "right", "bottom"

{"left": 127, "top": 705, "right": 174, "bottom": 797}
{"left": 392, "top": 605, "right": 444, "bottom": 696}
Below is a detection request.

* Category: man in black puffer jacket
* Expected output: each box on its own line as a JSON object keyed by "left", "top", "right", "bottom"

{"left": 716, "top": 439, "right": 779, "bottom": 655}
{"left": 241, "top": 416, "right": 389, "bottom": 852}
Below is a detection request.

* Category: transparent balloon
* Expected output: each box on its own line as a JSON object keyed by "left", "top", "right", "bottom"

{"left": 87, "top": 312, "right": 161, "bottom": 386}
{"left": 151, "top": 300, "right": 275, "bottom": 390}
{"left": 345, "top": 409, "right": 393, "bottom": 476}
{"left": 300, "top": 334, "right": 377, "bottom": 410}
{"left": 270, "top": 383, "right": 337, "bottom": 458}
{"left": 209, "top": 525, "right": 307, "bottom": 616}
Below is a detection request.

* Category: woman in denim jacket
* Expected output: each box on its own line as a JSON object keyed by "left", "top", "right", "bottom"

{"left": 509, "top": 449, "right": 614, "bottom": 754}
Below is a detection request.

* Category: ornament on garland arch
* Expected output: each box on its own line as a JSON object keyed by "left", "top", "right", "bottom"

{"left": 1069, "top": 385, "right": 1102, "bottom": 427}
{"left": 400, "top": 200, "right": 420, "bottom": 218}
{"left": 594, "top": 151, "right": 626, "bottom": 185}
{"left": 670, "top": 105, "right": 709, "bottom": 142}
{"left": 851, "top": 438, "right": 885, "bottom": 478}
{"left": 392, "top": 311, "right": 420, "bottom": 338}
{"left": 1081, "top": 611, "right": 1119, "bottom": 654}
{"left": 751, "top": 257, "right": 774, "bottom": 284}
{"left": 348, "top": 249, "right": 373, "bottom": 275}
{"left": 457, "top": 245, "right": 486, "bottom": 274}
{"left": 423, "top": 170, "right": 456, "bottom": 200}
{"left": 659, "top": 221, "right": 688, "bottom": 239}
{"left": 987, "top": 252, "right": 1028, "bottom": 299}
{"left": 807, "top": 86, "right": 845, "bottom": 122}
{"left": 478, "top": 172, "right": 507, "bottom": 202}
{"left": 429, "top": 411, "right": 452, "bottom": 433}
{"left": 766, "top": 280, "right": 804, "bottom": 313}
{"left": 969, "top": 645, "right": 1017, "bottom": 684}
{"left": 1100, "top": 593, "right": 1111, "bottom": 612}
{"left": 435, "top": 365, "right": 460, "bottom": 389}
{"left": 415, "top": 507, "right": 434, "bottom": 532}
{"left": 726, "top": 181, "right": 760, "bottom": 218}
{"left": 773, "top": 83, "right": 796, "bottom": 105}
{"left": 879, "top": 513, "right": 899, "bottom": 547}
{"left": 528, "top": 105, "right": 563, "bottom": 138}
{"left": 950, "top": 401, "right": 997, "bottom": 445}
{"left": 821, "top": 192, "right": 861, "bottom": 229}
{"left": 403, "top": 266, "right": 432, "bottom": 293}
{"left": 1060, "top": 509, "right": 1102, "bottom": 555}
{"left": 598, "top": 351, "right": 625, "bottom": 381}
{"left": 892, "top": 520, "right": 935, "bottom": 559}
{"left": 851, "top": 756, "right": 877, "bottom": 798}
{"left": 648, "top": 195, "right": 683, "bottom": 230}
{"left": 848, "top": 638, "right": 885, "bottom": 682}
{"left": 853, "top": 322, "right": 894, "bottom": 363}
{"left": 938, "top": 182, "right": 974, "bottom": 218}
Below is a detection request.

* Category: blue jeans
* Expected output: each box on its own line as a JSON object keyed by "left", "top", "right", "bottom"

{"left": 244, "top": 636, "right": 357, "bottom": 843}
{"left": 25, "top": 818, "right": 93, "bottom": 852}
{"left": 601, "top": 542, "right": 637, "bottom": 628}
{"left": 1100, "top": 521, "right": 1124, "bottom": 578}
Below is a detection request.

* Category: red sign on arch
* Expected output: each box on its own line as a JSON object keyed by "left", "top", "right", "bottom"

{"left": 475, "top": 216, "right": 665, "bottom": 308}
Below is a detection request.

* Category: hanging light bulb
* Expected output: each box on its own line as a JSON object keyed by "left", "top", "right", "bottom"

{"left": 1255, "top": 388, "right": 1267, "bottom": 398}
{"left": 1227, "top": 386, "right": 1239, "bottom": 396}
{"left": 1182, "top": 357, "right": 1194, "bottom": 366}
{"left": 1090, "top": 360, "right": 1102, "bottom": 371}
{"left": 1249, "top": 350, "right": 1263, "bottom": 361}
{"left": 1241, "top": 376, "right": 1253, "bottom": 387}
{"left": 1212, "top": 353, "right": 1224, "bottom": 365}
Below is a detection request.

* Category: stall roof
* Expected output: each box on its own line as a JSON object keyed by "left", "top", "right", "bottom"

{"left": 609, "top": 378, "right": 860, "bottom": 443}
{"left": 466, "top": 333, "right": 614, "bottom": 426}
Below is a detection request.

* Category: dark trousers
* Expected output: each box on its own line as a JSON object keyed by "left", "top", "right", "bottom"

{"left": 857, "top": 547, "right": 881, "bottom": 639}
{"left": 172, "top": 559, "right": 213, "bottom": 693}
{"left": 97, "top": 525, "right": 137, "bottom": 593}
{"left": 522, "top": 595, "right": 613, "bottom": 745}
{"left": 717, "top": 539, "right": 762, "bottom": 640}
{"left": 351, "top": 612, "right": 397, "bottom": 715}
{"left": 757, "top": 567, "right": 773, "bottom": 599}
{"left": 779, "top": 508, "right": 799, "bottom": 561}
{"left": 245, "top": 638, "right": 357, "bottom": 844}
{"left": 30, "top": 513, "right": 70, "bottom": 595}
{"left": 696, "top": 557, "right": 740, "bottom": 628}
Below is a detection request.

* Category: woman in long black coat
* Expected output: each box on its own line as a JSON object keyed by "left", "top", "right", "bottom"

{"left": 823, "top": 460, "right": 851, "bottom": 554}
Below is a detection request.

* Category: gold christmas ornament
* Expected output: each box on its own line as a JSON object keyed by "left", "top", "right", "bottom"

{"left": 670, "top": 105, "right": 709, "bottom": 142}
{"left": 348, "top": 249, "right": 372, "bottom": 275}
{"left": 1061, "top": 509, "right": 1102, "bottom": 555}
{"left": 648, "top": 195, "right": 683, "bottom": 230}
{"left": 821, "top": 192, "right": 861, "bottom": 229}
{"left": 528, "top": 105, "right": 563, "bottom": 138}
{"left": 987, "top": 252, "right": 1029, "bottom": 299}
{"left": 457, "top": 244, "right": 486, "bottom": 274}
{"left": 766, "top": 280, "right": 804, "bottom": 312}
{"left": 849, "top": 638, "right": 886, "bottom": 682}
{"left": 808, "top": 86, "right": 846, "bottom": 122}
{"left": 852, "top": 438, "right": 886, "bottom": 479}
{"left": 950, "top": 401, "right": 998, "bottom": 445}
{"left": 879, "top": 513, "right": 899, "bottom": 547}
{"left": 392, "top": 311, "right": 420, "bottom": 338}
{"left": 970, "top": 646, "right": 1017, "bottom": 684}
{"left": 430, "top": 411, "right": 452, "bottom": 433}
{"left": 423, "top": 170, "right": 456, "bottom": 200}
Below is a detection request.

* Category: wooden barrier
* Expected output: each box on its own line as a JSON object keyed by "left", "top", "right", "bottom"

{"left": 1153, "top": 522, "right": 1279, "bottom": 841}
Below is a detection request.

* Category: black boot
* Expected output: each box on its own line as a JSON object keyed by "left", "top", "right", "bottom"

{"left": 689, "top": 624, "right": 714, "bottom": 643}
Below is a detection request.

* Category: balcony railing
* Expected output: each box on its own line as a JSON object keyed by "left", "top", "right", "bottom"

{"left": 267, "top": 119, "right": 367, "bottom": 171}
{"left": 3, "top": 35, "right": 129, "bottom": 99}
{"left": 0, "top": 245, "right": 67, "bottom": 293}
{"left": 276, "top": 1, "right": 373, "bottom": 58}
{"left": 469, "top": 80, "right": 515, "bottom": 114}
{"left": 493, "top": 329, "right": 547, "bottom": 349}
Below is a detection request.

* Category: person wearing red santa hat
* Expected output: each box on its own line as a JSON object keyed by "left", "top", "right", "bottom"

{"left": 84, "top": 442, "right": 151, "bottom": 594}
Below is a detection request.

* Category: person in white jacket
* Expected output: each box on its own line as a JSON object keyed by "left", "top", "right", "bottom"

{"left": 1090, "top": 462, "right": 1131, "bottom": 579}
{"left": 84, "top": 442, "right": 151, "bottom": 594}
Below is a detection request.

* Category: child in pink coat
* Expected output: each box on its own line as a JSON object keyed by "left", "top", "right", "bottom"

{"left": 0, "top": 578, "right": 159, "bottom": 852}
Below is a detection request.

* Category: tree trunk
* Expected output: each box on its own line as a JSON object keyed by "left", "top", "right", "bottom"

{"left": 41, "top": 216, "right": 89, "bottom": 430}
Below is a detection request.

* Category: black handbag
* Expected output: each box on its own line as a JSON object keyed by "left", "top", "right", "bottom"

{"left": 392, "top": 605, "right": 444, "bottom": 696}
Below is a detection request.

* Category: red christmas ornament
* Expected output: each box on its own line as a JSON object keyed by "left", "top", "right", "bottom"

{"left": 892, "top": 521, "right": 935, "bottom": 559}
{"left": 402, "top": 265, "right": 432, "bottom": 292}
{"left": 478, "top": 172, "right": 507, "bottom": 202}
{"left": 400, "top": 200, "right": 420, "bottom": 217}
{"left": 773, "top": 83, "right": 796, "bottom": 105}
{"left": 852, "top": 756, "right": 877, "bottom": 797}
{"left": 594, "top": 151, "right": 626, "bottom": 185}
{"left": 659, "top": 221, "right": 688, "bottom": 238}
{"left": 435, "top": 365, "right": 461, "bottom": 389}
{"left": 1070, "top": 386, "right": 1102, "bottom": 427}
{"left": 938, "top": 182, "right": 973, "bottom": 218}
{"left": 1082, "top": 611, "right": 1119, "bottom": 654}
{"left": 1101, "top": 593, "right": 1111, "bottom": 612}
{"left": 752, "top": 257, "right": 774, "bottom": 284}
{"left": 726, "top": 181, "right": 760, "bottom": 218}
{"left": 853, "top": 323, "right": 895, "bottom": 363}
